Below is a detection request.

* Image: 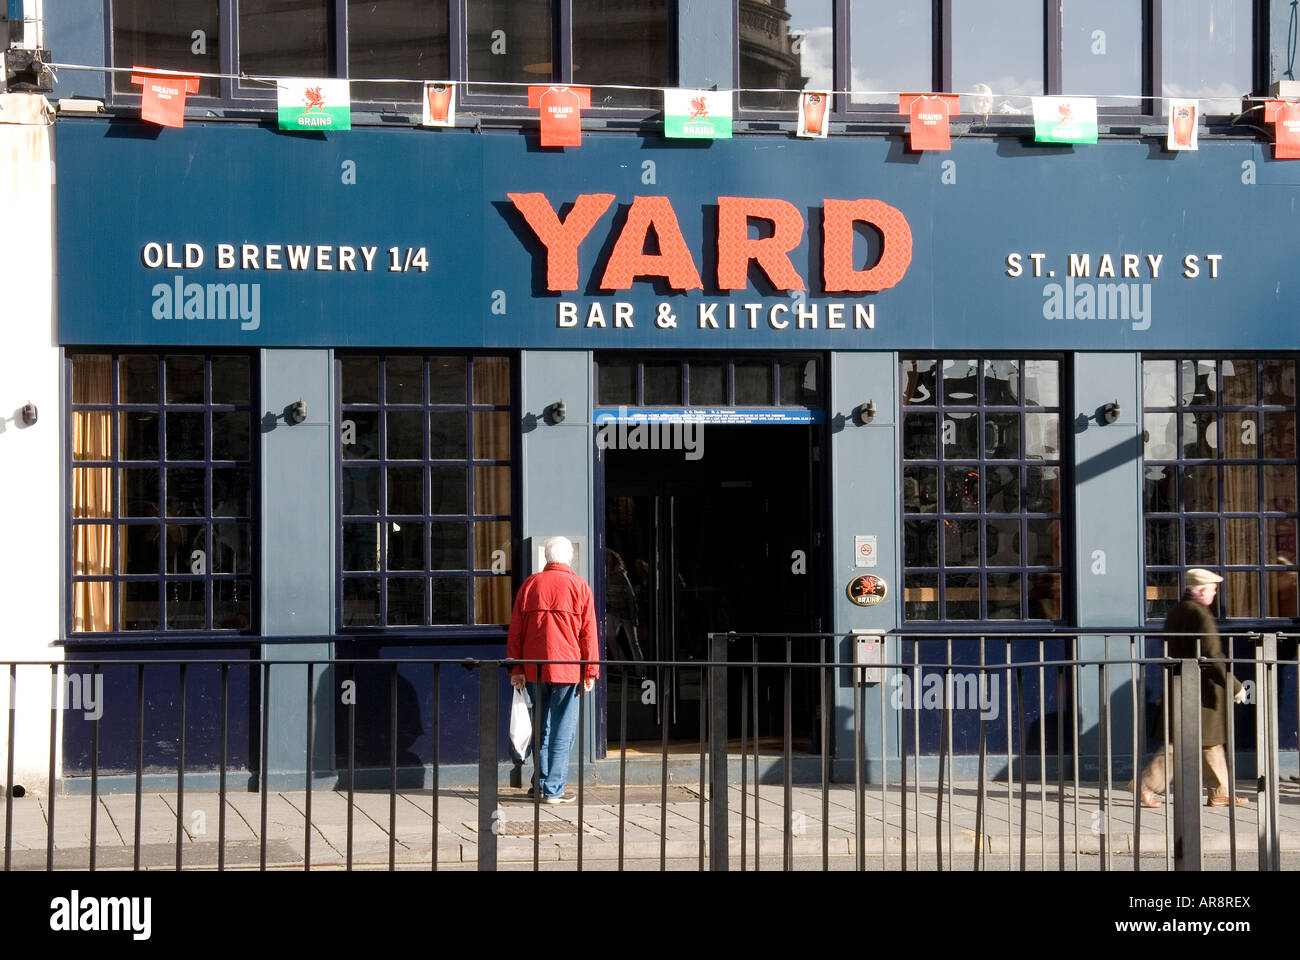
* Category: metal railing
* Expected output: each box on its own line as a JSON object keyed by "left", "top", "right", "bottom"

{"left": 0, "top": 630, "right": 1294, "bottom": 871}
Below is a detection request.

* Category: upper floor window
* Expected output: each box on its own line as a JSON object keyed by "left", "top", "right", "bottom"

{"left": 109, "top": 0, "right": 674, "bottom": 108}
{"left": 739, "top": 0, "right": 1258, "bottom": 117}
{"left": 69, "top": 353, "right": 257, "bottom": 636}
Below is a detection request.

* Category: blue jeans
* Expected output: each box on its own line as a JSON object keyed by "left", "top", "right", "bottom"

{"left": 528, "top": 681, "right": 582, "bottom": 798}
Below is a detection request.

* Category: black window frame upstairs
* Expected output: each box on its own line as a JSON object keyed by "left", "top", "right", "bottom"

{"left": 736, "top": 0, "right": 1267, "bottom": 124}
{"left": 103, "top": 0, "right": 679, "bottom": 116}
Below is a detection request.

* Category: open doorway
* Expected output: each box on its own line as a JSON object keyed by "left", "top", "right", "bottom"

{"left": 600, "top": 423, "right": 826, "bottom": 753}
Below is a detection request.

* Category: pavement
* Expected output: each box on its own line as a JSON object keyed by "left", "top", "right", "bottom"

{"left": 4, "top": 776, "right": 1299, "bottom": 870}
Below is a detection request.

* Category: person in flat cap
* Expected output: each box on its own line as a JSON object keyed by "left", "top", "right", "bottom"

{"left": 1137, "top": 568, "right": 1247, "bottom": 808}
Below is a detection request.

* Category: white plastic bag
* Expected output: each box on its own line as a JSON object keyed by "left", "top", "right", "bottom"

{"left": 509, "top": 686, "right": 533, "bottom": 758}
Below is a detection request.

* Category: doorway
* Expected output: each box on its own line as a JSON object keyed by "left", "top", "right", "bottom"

{"left": 600, "top": 424, "right": 826, "bottom": 751}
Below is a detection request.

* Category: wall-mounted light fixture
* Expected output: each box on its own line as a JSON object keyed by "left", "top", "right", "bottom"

{"left": 288, "top": 400, "right": 308, "bottom": 424}
{"left": 1102, "top": 400, "right": 1121, "bottom": 425}
{"left": 547, "top": 400, "right": 567, "bottom": 424}
{"left": 856, "top": 400, "right": 877, "bottom": 424}
{"left": 20, "top": 403, "right": 37, "bottom": 426}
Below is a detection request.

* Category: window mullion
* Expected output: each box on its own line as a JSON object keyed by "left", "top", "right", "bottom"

{"left": 1044, "top": 0, "right": 1061, "bottom": 94}
{"left": 555, "top": 0, "right": 572, "bottom": 84}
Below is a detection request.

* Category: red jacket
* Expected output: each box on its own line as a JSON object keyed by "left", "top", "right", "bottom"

{"left": 506, "top": 562, "right": 599, "bottom": 684}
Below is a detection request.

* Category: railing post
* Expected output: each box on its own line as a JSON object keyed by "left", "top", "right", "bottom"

{"left": 477, "top": 661, "right": 499, "bottom": 872}
{"left": 709, "top": 633, "right": 729, "bottom": 871}
{"left": 1255, "top": 633, "right": 1280, "bottom": 871}
{"left": 1172, "top": 657, "right": 1201, "bottom": 871}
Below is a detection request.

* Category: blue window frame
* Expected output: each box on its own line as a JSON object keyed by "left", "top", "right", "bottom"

{"left": 337, "top": 353, "right": 516, "bottom": 630}
{"left": 900, "top": 355, "right": 1067, "bottom": 623}
{"left": 1142, "top": 355, "right": 1299, "bottom": 620}
{"left": 68, "top": 352, "right": 258, "bottom": 636}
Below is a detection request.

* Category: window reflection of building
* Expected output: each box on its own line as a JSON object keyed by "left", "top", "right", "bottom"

{"left": 738, "top": 0, "right": 813, "bottom": 110}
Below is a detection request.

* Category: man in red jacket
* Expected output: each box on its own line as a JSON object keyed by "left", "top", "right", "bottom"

{"left": 508, "top": 536, "right": 599, "bottom": 803}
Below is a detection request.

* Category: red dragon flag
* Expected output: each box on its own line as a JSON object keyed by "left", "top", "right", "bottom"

{"left": 130, "top": 68, "right": 200, "bottom": 128}
{"left": 527, "top": 85, "right": 592, "bottom": 147}
{"left": 899, "top": 93, "right": 960, "bottom": 151}
{"left": 663, "top": 88, "right": 733, "bottom": 139}
{"left": 1264, "top": 100, "right": 1300, "bottom": 158}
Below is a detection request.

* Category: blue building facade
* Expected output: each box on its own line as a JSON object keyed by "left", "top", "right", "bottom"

{"left": 40, "top": 0, "right": 1300, "bottom": 783}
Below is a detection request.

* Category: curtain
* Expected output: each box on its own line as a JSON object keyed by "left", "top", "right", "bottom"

{"left": 72, "top": 356, "right": 113, "bottom": 631}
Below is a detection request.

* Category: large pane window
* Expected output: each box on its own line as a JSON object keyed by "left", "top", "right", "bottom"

{"left": 739, "top": 0, "right": 833, "bottom": 111}
{"left": 1061, "top": 0, "right": 1142, "bottom": 109}
{"left": 467, "top": 0, "right": 552, "bottom": 89}
{"left": 349, "top": 0, "right": 450, "bottom": 102}
{"left": 1161, "top": 0, "right": 1253, "bottom": 115}
{"left": 1143, "top": 357, "right": 1299, "bottom": 620}
{"left": 238, "top": 0, "right": 330, "bottom": 81}
{"left": 950, "top": 0, "right": 1044, "bottom": 111}
{"left": 111, "top": 0, "right": 221, "bottom": 97}
{"left": 848, "top": 0, "right": 931, "bottom": 106}
{"left": 901, "top": 356, "right": 1066, "bottom": 622}
{"left": 70, "top": 354, "right": 257, "bottom": 634}
{"left": 339, "top": 354, "right": 515, "bottom": 628}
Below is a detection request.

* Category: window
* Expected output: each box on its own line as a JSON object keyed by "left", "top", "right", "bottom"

{"left": 1142, "top": 357, "right": 1299, "bottom": 620}
{"left": 739, "top": 0, "right": 1259, "bottom": 117}
{"left": 109, "top": 0, "right": 674, "bottom": 108}
{"left": 595, "top": 354, "right": 823, "bottom": 409}
{"left": 69, "top": 353, "right": 257, "bottom": 635}
{"left": 338, "top": 354, "right": 515, "bottom": 630}
{"left": 900, "top": 356, "right": 1066, "bottom": 622}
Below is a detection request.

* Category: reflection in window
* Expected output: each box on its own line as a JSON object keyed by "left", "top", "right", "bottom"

{"left": 572, "top": 0, "right": 671, "bottom": 107}
{"left": 339, "top": 355, "right": 514, "bottom": 628}
{"left": 1143, "top": 357, "right": 1299, "bottom": 620}
{"left": 1161, "top": 0, "right": 1252, "bottom": 114}
{"left": 238, "top": 0, "right": 330, "bottom": 84}
{"left": 349, "top": 0, "right": 450, "bottom": 102}
{"left": 1061, "top": 0, "right": 1141, "bottom": 108}
{"left": 112, "top": 0, "right": 220, "bottom": 97}
{"left": 739, "top": 0, "right": 833, "bottom": 111}
{"left": 951, "top": 0, "right": 1043, "bottom": 113}
{"left": 901, "top": 355, "right": 1065, "bottom": 622}
{"left": 467, "top": 0, "right": 551, "bottom": 91}
{"left": 849, "top": 0, "right": 930, "bottom": 105}
{"left": 70, "top": 354, "right": 256, "bottom": 634}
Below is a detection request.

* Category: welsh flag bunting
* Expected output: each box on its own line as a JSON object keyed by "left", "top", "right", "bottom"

{"left": 1264, "top": 100, "right": 1300, "bottom": 158}
{"left": 130, "top": 68, "right": 200, "bottom": 128}
{"left": 277, "top": 79, "right": 351, "bottom": 131}
{"left": 1032, "top": 96, "right": 1097, "bottom": 144}
{"left": 664, "top": 89, "right": 733, "bottom": 139}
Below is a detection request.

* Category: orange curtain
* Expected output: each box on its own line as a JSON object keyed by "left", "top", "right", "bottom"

{"left": 72, "top": 356, "right": 113, "bottom": 632}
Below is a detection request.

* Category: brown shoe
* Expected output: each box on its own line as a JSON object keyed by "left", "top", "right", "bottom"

{"left": 1207, "top": 796, "right": 1249, "bottom": 807}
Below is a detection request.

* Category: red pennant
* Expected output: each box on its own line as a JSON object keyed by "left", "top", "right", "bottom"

{"left": 527, "top": 86, "right": 591, "bottom": 147}
{"left": 1264, "top": 100, "right": 1300, "bottom": 159}
{"left": 899, "top": 93, "right": 960, "bottom": 151}
{"left": 130, "top": 68, "right": 200, "bottom": 128}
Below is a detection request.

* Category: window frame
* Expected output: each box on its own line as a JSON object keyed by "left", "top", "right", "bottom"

{"left": 898, "top": 353, "right": 1071, "bottom": 627}
{"left": 1140, "top": 353, "right": 1300, "bottom": 625}
{"left": 103, "top": 0, "right": 679, "bottom": 118}
{"left": 736, "top": 0, "right": 1264, "bottom": 124}
{"left": 335, "top": 351, "right": 520, "bottom": 637}
{"left": 65, "top": 350, "right": 260, "bottom": 640}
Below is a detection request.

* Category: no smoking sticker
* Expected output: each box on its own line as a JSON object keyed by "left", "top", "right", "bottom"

{"left": 854, "top": 535, "right": 877, "bottom": 568}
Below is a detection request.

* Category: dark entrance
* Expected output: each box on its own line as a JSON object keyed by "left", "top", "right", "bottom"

{"left": 600, "top": 424, "right": 825, "bottom": 750}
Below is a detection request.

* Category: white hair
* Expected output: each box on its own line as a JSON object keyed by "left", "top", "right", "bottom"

{"left": 544, "top": 536, "right": 574, "bottom": 565}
